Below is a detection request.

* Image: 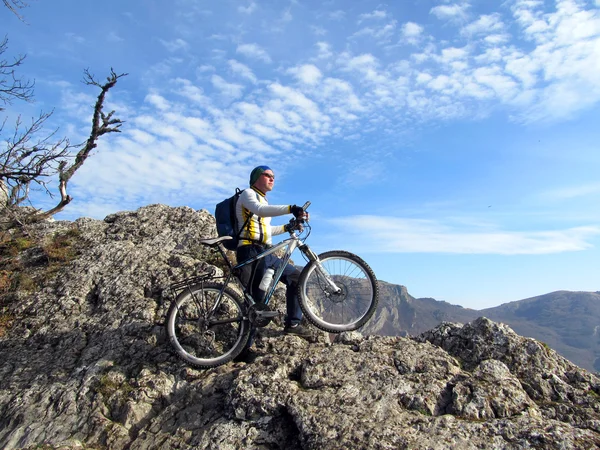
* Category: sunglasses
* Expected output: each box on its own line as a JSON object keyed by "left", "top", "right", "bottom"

{"left": 261, "top": 173, "right": 275, "bottom": 180}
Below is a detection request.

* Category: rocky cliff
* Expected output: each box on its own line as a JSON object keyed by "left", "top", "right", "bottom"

{"left": 0, "top": 204, "right": 599, "bottom": 449}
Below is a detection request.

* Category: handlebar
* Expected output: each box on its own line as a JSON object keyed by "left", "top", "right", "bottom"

{"left": 287, "top": 201, "right": 311, "bottom": 234}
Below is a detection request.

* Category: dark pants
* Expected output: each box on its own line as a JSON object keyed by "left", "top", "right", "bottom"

{"left": 236, "top": 244, "right": 303, "bottom": 327}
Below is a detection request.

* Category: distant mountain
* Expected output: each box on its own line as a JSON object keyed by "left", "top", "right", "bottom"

{"left": 362, "top": 281, "right": 480, "bottom": 336}
{"left": 481, "top": 291, "right": 600, "bottom": 373}
{"left": 365, "top": 282, "right": 600, "bottom": 372}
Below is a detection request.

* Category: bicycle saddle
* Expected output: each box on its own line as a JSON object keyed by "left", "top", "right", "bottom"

{"left": 199, "top": 236, "right": 233, "bottom": 246}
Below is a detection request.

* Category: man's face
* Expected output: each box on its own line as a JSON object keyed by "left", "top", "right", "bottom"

{"left": 254, "top": 170, "right": 275, "bottom": 193}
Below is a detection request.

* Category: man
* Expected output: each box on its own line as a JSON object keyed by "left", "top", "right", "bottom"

{"left": 236, "top": 165, "right": 311, "bottom": 339}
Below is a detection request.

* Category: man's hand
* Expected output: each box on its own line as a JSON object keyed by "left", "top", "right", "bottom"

{"left": 290, "top": 205, "right": 304, "bottom": 218}
{"left": 284, "top": 221, "right": 304, "bottom": 233}
{"left": 291, "top": 205, "right": 310, "bottom": 221}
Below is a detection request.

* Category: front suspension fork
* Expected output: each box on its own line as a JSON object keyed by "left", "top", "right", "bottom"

{"left": 299, "top": 244, "right": 342, "bottom": 294}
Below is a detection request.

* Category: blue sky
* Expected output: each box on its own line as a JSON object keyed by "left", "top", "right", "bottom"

{"left": 3, "top": 0, "right": 600, "bottom": 309}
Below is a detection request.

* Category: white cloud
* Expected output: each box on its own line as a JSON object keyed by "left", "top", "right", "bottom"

{"left": 484, "top": 34, "right": 510, "bottom": 45}
{"left": 65, "top": 32, "right": 85, "bottom": 44}
{"left": 211, "top": 75, "right": 244, "bottom": 99}
{"left": 310, "top": 25, "right": 327, "bottom": 36}
{"left": 59, "top": 88, "right": 97, "bottom": 120}
{"left": 401, "top": 22, "right": 424, "bottom": 44}
{"left": 174, "top": 79, "right": 211, "bottom": 107}
{"left": 236, "top": 43, "right": 272, "bottom": 63}
{"left": 541, "top": 183, "right": 600, "bottom": 201}
{"left": 428, "top": 74, "right": 460, "bottom": 93}
{"left": 504, "top": 52, "right": 539, "bottom": 88}
{"left": 508, "top": 0, "right": 600, "bottom": 121}
{"left": 329, "top": 10, "right": 345, "bottom": 21}
{"left": 228, "top": 59, "right": 258, "bottom": 84}
{"left": 159, "top": 38, "right": 189, "bottom": 52}
{"left": 439, "top": 46, "right": 470, "bottom": 63}
{"left": 416, "top": 72, "right": 433, "bottom": 84}
{"left": 342, "top": 53, "right": 379, "bottom": 72}
{"left": 107, "top": 31, "right": 124, "bottom": 43}
{"left": 269, "top": 83, "right": 325, "bottom": 122}
{"left": 322, "top": 78, "right": 365, "bottom": 112}
{"left": 430, "top": 3, "right": 470, "bottom": 22}
{"left": 252, "top": 123, "right": 283, "bottom": 141}
{"left": 238, "top": 2, "right": 256, "bottom": 14}
{"left": 197, "top": 65, "right": 215, "bottom": 73}
{"left": 472, "top": 66, "right": 519, "bottom": 101}
{"left": 128, "top": 129, "right": 156, "bottom": 145}
{"left": 282, "top": 9, "right": 293, "bottom": 23}
{"left": 328, "top": 216, "right": 600, "bottom": 255}
{"left": 511, "top": 0, "right": 548, "bottom": 42}
{"left": 145, "top": 93, "right": 171, "bottom": 111}
{"left": 461, "top": 13, "right": 505, "bottom": 36}
{"left": 352, "top": 21, "right": 397, "bottom": 41}
{"left": 288, "top": 64, "right": 323, "bottom": 85}
{"left": 316, "top": 41, "right": 333, "bottom": 59}
{"left": 358, "top": 9, "right": 387, "bottom": 23}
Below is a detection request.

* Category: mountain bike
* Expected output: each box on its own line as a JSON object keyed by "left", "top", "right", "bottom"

{"left": 166, "top": 202, "right": 378, "bottom": 368}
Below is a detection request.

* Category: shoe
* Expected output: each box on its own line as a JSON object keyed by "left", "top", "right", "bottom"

{"left": 284, "top": 323, "right": 312, "bottom": 338}
{"left": 233, "top": 348, "right": 259, "bottom": 363}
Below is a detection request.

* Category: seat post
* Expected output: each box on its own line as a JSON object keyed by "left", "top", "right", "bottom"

{"left": 217, "top": 242, "right": 234, "bottom": 271}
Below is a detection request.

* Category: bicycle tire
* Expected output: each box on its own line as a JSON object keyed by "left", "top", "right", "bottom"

{"left": 167, "top": 282, "right": 250, "bottom": 368}
{"left": 297, "top": 250, "right": 379, "bottom": 333}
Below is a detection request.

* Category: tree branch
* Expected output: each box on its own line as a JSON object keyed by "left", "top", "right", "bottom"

{"left": 0, "top": 36, "right": 35, "bottom": 111}
{"left": 3, "top": 0, "right": 29, "bottom": 21}
{"left": 27, "top": 68, "right": 128, "bottom": 221}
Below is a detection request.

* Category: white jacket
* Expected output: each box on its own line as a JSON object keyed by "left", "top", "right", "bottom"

{"left": 236, "top": 187, "right": 291, "bottom": 247}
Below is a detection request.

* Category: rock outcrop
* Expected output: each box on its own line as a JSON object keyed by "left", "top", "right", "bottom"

{"left": 0, "top": 204, "right": 598, "bottom": 449}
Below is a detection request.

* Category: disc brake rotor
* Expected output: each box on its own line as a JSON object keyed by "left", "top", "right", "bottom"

{"left": 329, "top": 281, "right": 348, "bottom": 303}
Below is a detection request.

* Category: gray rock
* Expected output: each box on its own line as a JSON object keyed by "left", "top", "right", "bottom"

{"left": 0, "top": 204, "right": 598, "bottom": 449}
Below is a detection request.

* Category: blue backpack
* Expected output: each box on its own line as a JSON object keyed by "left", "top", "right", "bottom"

{"left": 214, "top": 188, "right": 252, "bottom": 251}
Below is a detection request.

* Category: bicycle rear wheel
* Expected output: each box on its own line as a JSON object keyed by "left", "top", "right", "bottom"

{"left": 297, "top": 250, "right": 378, "bottom": 333}
{"left": 167, "top": 282, "right": 249, "bottom": 368}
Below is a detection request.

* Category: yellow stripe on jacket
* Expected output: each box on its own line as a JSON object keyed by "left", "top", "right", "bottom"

{"left": 236, "top": 186, "right": 291, "bottom": 246}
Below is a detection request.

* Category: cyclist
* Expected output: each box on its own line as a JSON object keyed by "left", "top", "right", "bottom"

{"left": 236, "top": 165, "right": 311, "bottom": 341}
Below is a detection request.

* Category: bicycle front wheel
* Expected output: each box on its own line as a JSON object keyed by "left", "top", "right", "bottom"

{"left": 167, "top": 282, "right": 250, "bottom": 368}
{"left": 298, "top": 251, "right": 378, "bottom": 333}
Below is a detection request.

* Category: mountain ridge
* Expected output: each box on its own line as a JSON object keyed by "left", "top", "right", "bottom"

{"left": 366, "top": 281, "right": 600, "bottom": 372}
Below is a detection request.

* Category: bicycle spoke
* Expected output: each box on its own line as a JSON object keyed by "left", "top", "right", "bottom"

{"left": 167, "top": 283, "right": 249, "bottom": 368}
{"left": 299, "top": 251, "right": 378, "bottom": 333}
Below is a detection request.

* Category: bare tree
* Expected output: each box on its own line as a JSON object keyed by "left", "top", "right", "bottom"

{"left": 31, "top": 69, "right": 127, "bottom": 221}
{"left": 0, "top": 68, "right": 127, "bottom": 222}
{"left": 1, "top": 12, "right": 128, "bottom": 225}
{"left": 0, "top": 111, "right": 69, "bottom": 206}
{"left": 3, "top": 0, "right": 29, "bottom": 21}
{"left": 0, "top": 35, "right": 42, "bottom": 210}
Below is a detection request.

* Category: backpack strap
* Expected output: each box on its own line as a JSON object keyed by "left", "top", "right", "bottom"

{"left": 235, "top": 188, "right": 262, "bottom": 245}
{"left": 234, "top": 188, "right": 253, "bottom": 240}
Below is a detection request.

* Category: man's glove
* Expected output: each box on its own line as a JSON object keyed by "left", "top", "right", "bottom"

{"left": 284, "top": 221, "right": 304, "bottom": 233}
{"left": 290, "top": 205, "right": 304, "bottom": 218}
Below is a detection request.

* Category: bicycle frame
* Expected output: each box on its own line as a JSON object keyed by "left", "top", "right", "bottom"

{"left": 224, "top": 233, "right": 302, "bottom": 307}
{"left": 212, "top": 227, "right": 342, "bottom": 314}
